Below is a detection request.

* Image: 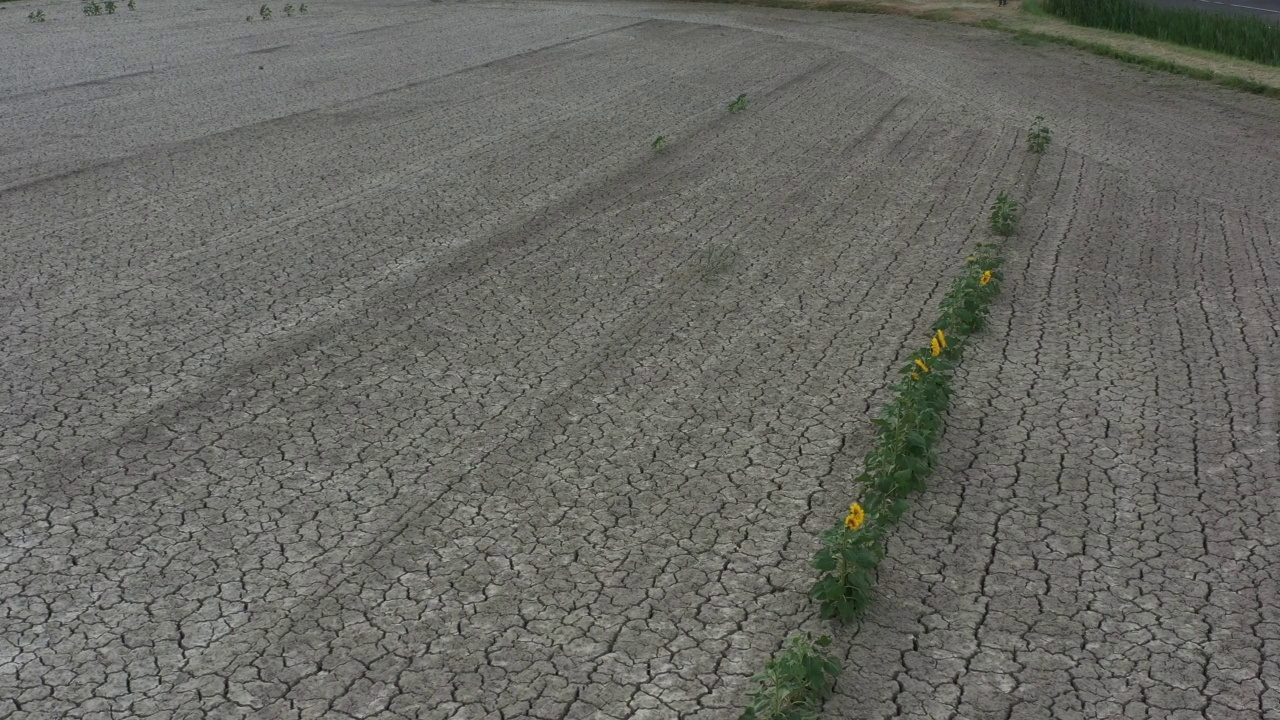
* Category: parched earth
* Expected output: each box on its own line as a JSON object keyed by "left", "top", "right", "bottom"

{"left": 2, "top": 0, "right": 1279, "bottom": 718}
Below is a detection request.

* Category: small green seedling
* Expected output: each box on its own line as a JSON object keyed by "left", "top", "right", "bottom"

{"left": 246, "top": 14, "right": 253, "bottom": 20}
{"left": 700, "top": 243, "right": 738, "bottom": 281}
{"left": 728, "top": 93, "right": 748, "bottom": 113}
{"left": 259, "top": 3, "right": 272, "bottom": 19}
{"left": 298, "top": 2, "right": 308, "bottom": 11}
{"left": 989, "top": 191, "right": 1019, "bottom": 237}
{"left": 28, "top": 9, "right": 46, "bottom": 20}
{"left": 651, "top": 135, "right": 668, "bottom": 152}
{"left": 127, "top": 0, "right": 136, "bottom": 9}
{"left": 83, "top": 1, "right": 103, "bottom": 15}
{"left": 104, "top": 0, "right": 116, "bottom": 13}
{"left": 283, "top": 3, "right": 293, "bottom": 15}
{"left": 1027, "top": 116, "right": 1052, "bottom": 154}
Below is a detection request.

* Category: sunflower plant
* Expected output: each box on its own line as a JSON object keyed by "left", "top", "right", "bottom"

{"left": 1027, "top": 116, "right": 1052, "bottom": 154}
{"left": 810, "top": 243, "right": 1003, "bottom": 622}
{"left": 989, "top": 192, "right": 1019, "bottom": 237}
{"left": 739, "top": 633, "right": 841, "bottom": 720}
{"left": 936, "top": 243, "right": 1003, "bottom": 336}
{"left": 810, "top": 503, "right": 883, "bottom": 620}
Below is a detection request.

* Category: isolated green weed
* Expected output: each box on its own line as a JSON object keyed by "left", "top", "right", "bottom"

{"left": 283, "top": 4, "right": 294, "bottom": 15}
{"left": 1027, "top": 116, "right": 1052, "bottom": 153}
{"left": 127, "top": 0, "right": 136, "bottom": 9}
{"left": 259, "top": 3, "right": 272, "bottom": 19}
{"left": 299, "top": 3, "right": 308, "bottom": 12}
{"left": 28, "top": 9, "right": 46, "bottom": 20}
{"left": 989, "top": 192, "right": 1019, "bottom": 236}
{"left": 83, "top": 1, "right": 103, "bottom": 16}
{"left": 699, "top": 243, "right": 737, "bottom": 281}
{"left": 651, "top": 135, "right": 668, "bottom": 152}
{"left": 728, "top": 93, "right": 749, "bottom": 113}
{"left": 740, "top": 634, "right": 841, "bottom": 720}
{"left": 104, "top": 0, "right": 116, "bottom": 13}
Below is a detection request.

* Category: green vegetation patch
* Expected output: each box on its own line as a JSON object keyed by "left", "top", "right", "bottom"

{"left": 740, "top": 634, "right": 841, "bottom": 720}
{"left": 1027, "top": 116, "right": 1052, "bottom": 153}
{"left": 1041, "top": 0, "right": 1280, "bottom": 66}
{"left": 699, "top": 242, "right": 739, "bottom": 281}
{"left": 810, "top": 239, "right": 1004, "bottom": 622}
{"left": 989, "top": 191, "right": 1019, "bottom": 236}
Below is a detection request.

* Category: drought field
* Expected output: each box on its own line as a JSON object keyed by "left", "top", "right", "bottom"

{"left": 2, "top": 0, "right": 1279, "bottom": 718}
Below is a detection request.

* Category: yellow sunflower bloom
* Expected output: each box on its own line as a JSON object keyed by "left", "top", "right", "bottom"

{"left": 844, "top": 503, "right": 865, "bottom": 531}
{"left": 935, "top": 329, "right": 947, "bottom": 350}
{"left": 980, "top": 270, "right": 993, "bottom": 286}
{"left": 914, "top": 358, "right": 930, "bottom": 373}
{"left": 930, "top": 337, "right": 942, "bottom": 357}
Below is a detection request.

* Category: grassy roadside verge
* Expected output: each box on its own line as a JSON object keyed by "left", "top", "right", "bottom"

{"left": 672, "top": 0, "right": 1280, "bottom": 98}
{"left": 1039, "top": 0, "right": 1280, "bottom": 66}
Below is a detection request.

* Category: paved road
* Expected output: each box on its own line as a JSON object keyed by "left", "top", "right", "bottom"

{"left": 2, "top": 1, "right": 1279, "bottom": 719}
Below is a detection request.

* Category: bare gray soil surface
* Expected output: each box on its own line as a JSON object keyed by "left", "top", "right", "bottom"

{"left": 2, "top": 0, "right": 1279, "bottom": 718}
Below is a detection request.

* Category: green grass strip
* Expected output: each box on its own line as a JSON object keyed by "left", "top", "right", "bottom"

{"left": 1039, "top": 0, "right": 1280, "bottom": 66}
{"left": 810, "top": 239, "right": 1004, "bottom": 621}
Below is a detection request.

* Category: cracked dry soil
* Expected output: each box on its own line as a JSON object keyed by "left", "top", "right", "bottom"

{"left": 2, "top": 0, "right": 1279, "bottom": 718}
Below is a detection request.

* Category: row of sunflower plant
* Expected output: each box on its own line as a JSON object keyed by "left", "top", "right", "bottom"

{"left": 811, "top": 242, "right": 1003, "bottom": 620}
{"left": 740, "top": 203, "right": 1010, "bottom": 720}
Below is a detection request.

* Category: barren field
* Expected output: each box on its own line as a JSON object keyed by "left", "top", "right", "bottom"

{"left": 2, "top": 0, "right": 1280, "bottom": 718}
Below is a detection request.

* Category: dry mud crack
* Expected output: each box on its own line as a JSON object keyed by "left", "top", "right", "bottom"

{"left": 2, "top": 1, "right": 1278, "bottom": 718}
